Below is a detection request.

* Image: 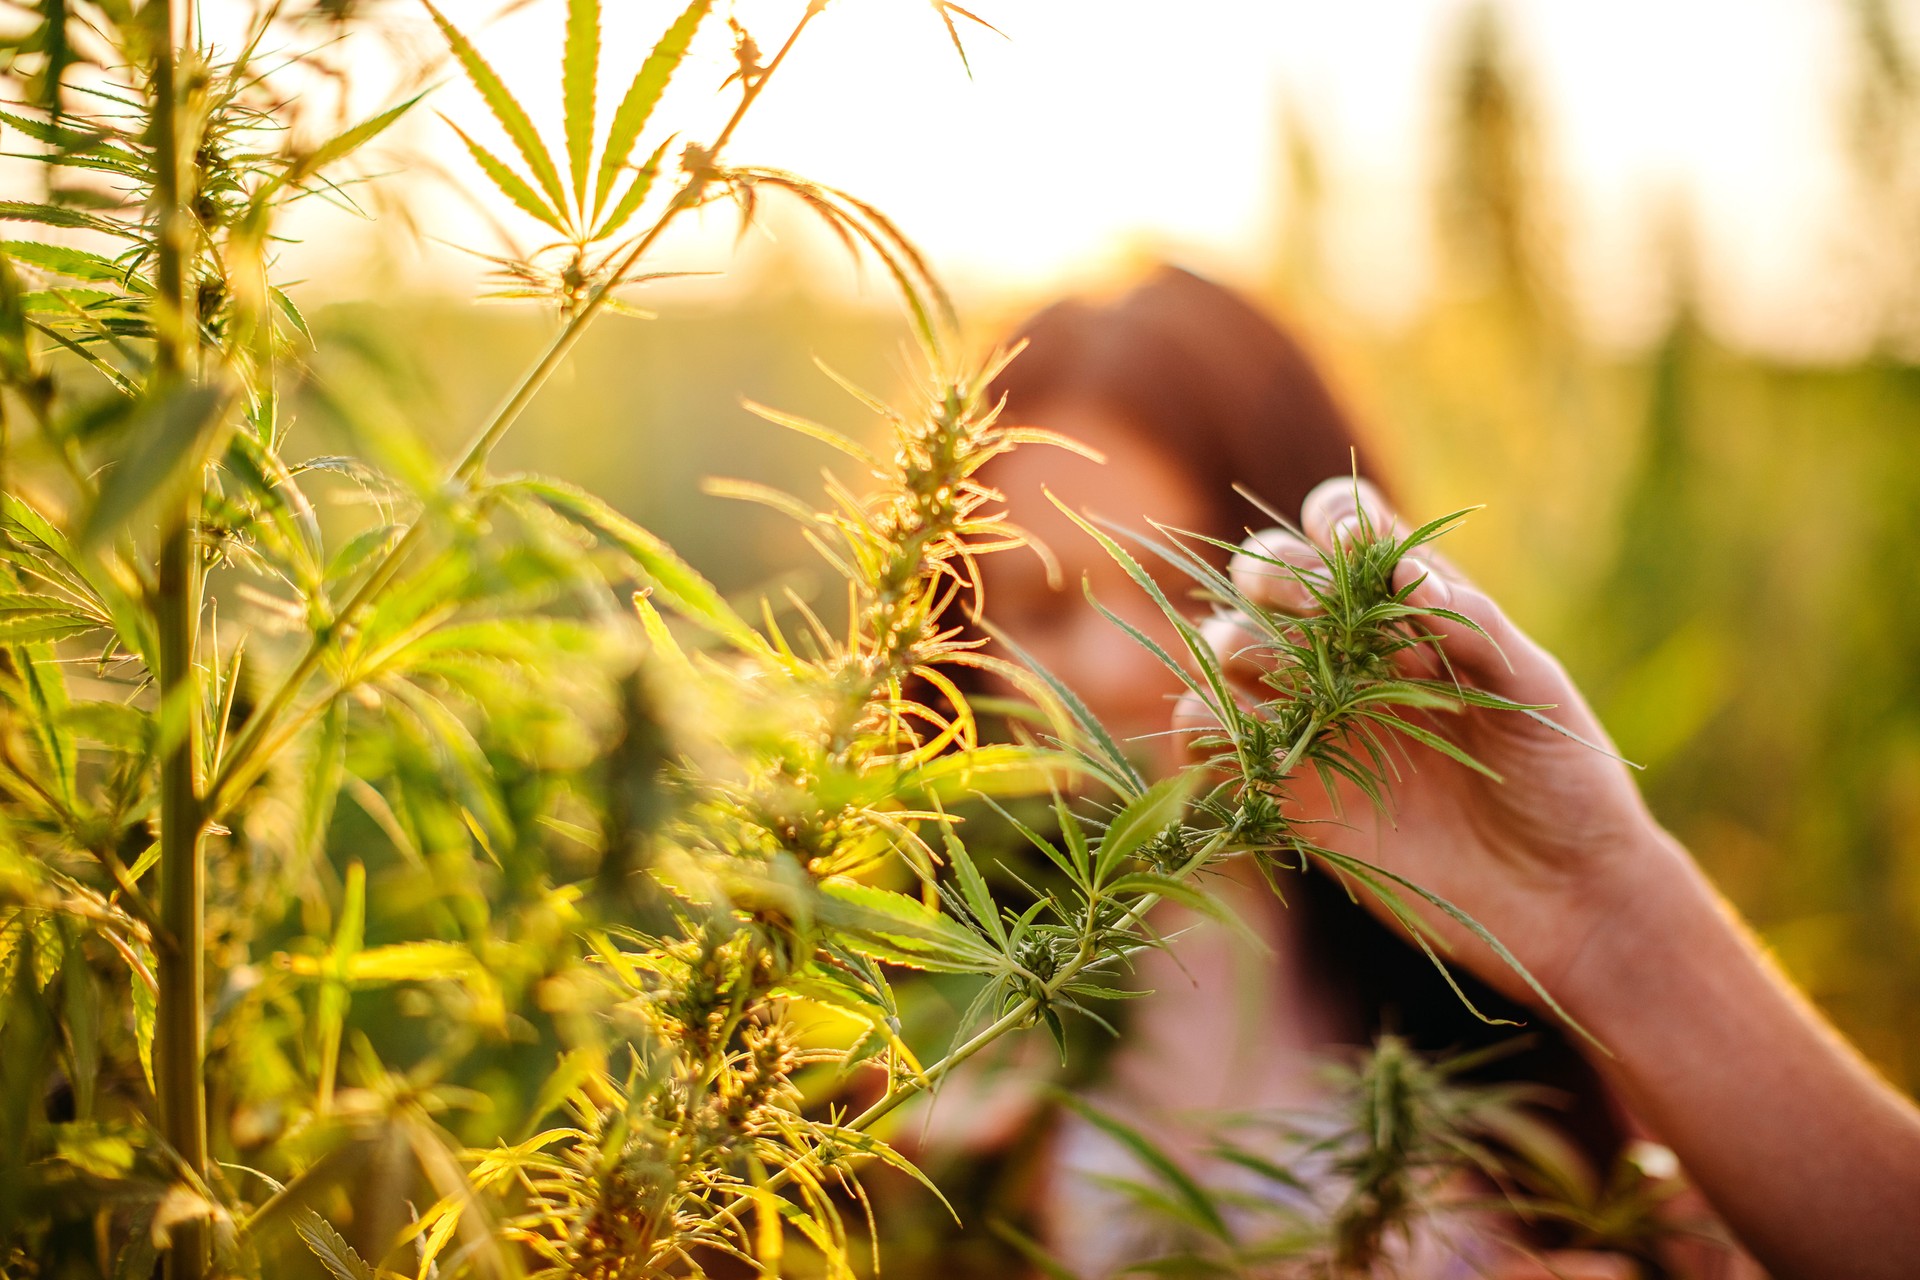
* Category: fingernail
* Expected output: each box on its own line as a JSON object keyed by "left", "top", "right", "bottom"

{"left": 1407, "top": 556, "right": 1450, "bottom": 604}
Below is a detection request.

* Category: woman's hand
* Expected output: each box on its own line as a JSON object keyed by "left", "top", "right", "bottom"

{"left": 1193, "top": 477, "right": 1920, "bottom": 1280}
{"left": 1187, "top": 476, "right": 1684, "bottom": 1006}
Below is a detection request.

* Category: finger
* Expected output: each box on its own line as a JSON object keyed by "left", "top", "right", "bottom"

{"left": 1228, "top": 527, "right": 1327, "bottom": 615}
{"left": 1391, "top": 554, "right": 1569, "bottom": 707}
{"left": 1301, "top": 475, "right": 1398, "bottom": 551}
{"left": 1304, "top": 474, "right": 1479, "bottom": 584}
{"left": 1171, "top": 690, "right": 1242, "bottom": 766}
{"left": 1199, "top": 610, "right": 1276, "bottom": 696}
{"left": 1170, "top": 690, "right": 1220, "bottom": 739}
{"left": 1296, "top": 476, "right": 1582, "bottom": 720}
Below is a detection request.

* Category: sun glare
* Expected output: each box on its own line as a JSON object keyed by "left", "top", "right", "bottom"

{"left": 259, "top": 0, "right": 1861, "bottom": 357}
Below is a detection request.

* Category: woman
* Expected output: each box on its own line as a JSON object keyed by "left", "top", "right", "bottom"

{"left": 970, "top": 267, "right": 1920, "bottom": 1278}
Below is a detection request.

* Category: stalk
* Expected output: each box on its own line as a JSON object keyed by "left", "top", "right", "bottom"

{"left": 712, "top": 833, "right": 1235, "bottom": 1227}
{"left": 148, "top": 3, "right": 211, "bottom": 1276}
{"left": 206, "top": 3, "right": 823, "bottom": 824}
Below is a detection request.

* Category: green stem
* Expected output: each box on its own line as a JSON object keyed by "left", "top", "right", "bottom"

{"left": 155, "top": 527, "right": 208, "bottom": 1280}
{"left": 844, "top": 877, "right": 1181, "bottom": 1131}
{"left": 207, "top": 3, "right": 823, "bottom": 824}
{"left": 714, "top": 835, "right": 1232, "bottom": 1230}
{"left": 150, "top": 4, "right": 210, "bottom": 1277}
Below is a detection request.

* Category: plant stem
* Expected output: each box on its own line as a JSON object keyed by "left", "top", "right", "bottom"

{"left": 149, "top": 3, "right": 211, "bottom": 1277}
{"left": 715, "top": 835, "right": 1232, "bottom": 1230}
{"left": 207, "top": 3, "right": 822, "bottom": 825}
{"left": 155, "top": 528, "right": 208, "bottom": 1280}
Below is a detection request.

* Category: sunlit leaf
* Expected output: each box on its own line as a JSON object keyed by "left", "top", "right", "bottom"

{"left": 1094, "top": 771, "right": 1197, "bottom": 884}
{"left": 562, "top": 0, "right": 599, "bottom": 208}
{"left": 508, "top": 475, "right": 772, "bottom": 656}
{"left": 593, "top": 0, "right": 713, "bottom": 222}
{"left": 1, "top": 240, "right": 140, "bottom": 288}
{"left": 295, "top": 1209, "right": 380, "bottom": 1280}
{"left": 78, "top": 380, "right": 235, "bottom": 549}
{"left": 422, "top": 0, "right": 569, "bottom": 218}
{"left": 591, "top": 134, "right": 671, "bottom": 244}
{"left": 270, "top": 93, "right": 424, "bottom": 199}
{"left": 446, "top": 118, "right": 564, "bottom": 233}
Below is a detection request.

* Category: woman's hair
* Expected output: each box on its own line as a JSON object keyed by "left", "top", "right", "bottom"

{"left": 990, "top": 265, "right": 1381, "bottom": 551}
{"left": 990, "top": 265, "right": 1622, "bottom": 1164}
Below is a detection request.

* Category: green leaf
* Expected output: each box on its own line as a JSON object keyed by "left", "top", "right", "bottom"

{"left": 1080, "top": 582, "right": 1208, "bottom": 709}
{"left": 1, "top": 240, "right": 140, "bottom": 288}
{"left": 1104, "top": 872, "right": 1262, "bottom": 952}
{"left": 984, "top": 797, "right": 1079, "bottom": 888}
{"left": 507, "top": 475, "right": 771, "bottom": 656}
{"left": 1052, "top": 1091, "right": 1233, "bottom": 1243}
{"left": 31, "top": 914, "right": 64, "bottom": 990}
{"left": 591, "top": 137, "right": 670, "bottom": 242}
{"left": 1312, "top": 846, "right": 1602, "bottom": 1053}
{"left": 988, "top": 1220, "right": 1081, "bottom": 1280}
{"left": 593, "top": 0, "right": 712, "bottom": 221}
{"left": 271, "top": 93, "right": 423, "bottom": 201}
{"left": 60, "top": 701, "right": 151, "bottom": 754}
{"left": 516, "top": 1048, "right": 602, "bottom": 1143}
{"left": 983, "top": 619, "right": 1146, "bottom": 797}
{"left": 324, "top": 522, "right": 403, "bottom": 587}
{"left": 1056, "top": 498, "right": 1249, "bottom": 773}
{"left": 0, "top": 200, "right": 127, "bottom": 237}
{"left": 1355, "top": 708, "right": 1503, "bottom": 781}
{"left": 0, "top": 107, "right": 126, "bottom": 157}
{"left": 817, "top": 880, "right": 1003, "bottom": 972}
{"left": 446, "top": 118, "right": 564, "bottom": 233}
{"left": 130, "top": 955, "right": 156, "bottom": 1095}
{"left": 421, "top": 0, "right": 569, "bottom": 219}
{"left": 310, "top": 861, "right": 367, "bottom": 1111}
{"left": 1392, "top": 506, "right": 1479, "bottom": 560}
{"left": 16, "top": 286, "right": 126, "bottom": 314}
{"left": 736, "top": 168, "right": 954, "bottom": 358}
{"left": 271, "top": 286, "right": 313, "bottom": 348}
{"left": 563, "top": 0, "right": 599, "bottom": 208}
{"left": 0, "top": 252, "right": 29, "bottom": 381}
{"left": 742, "top": 399, "right": 881, "bottom": 469}
{"left": 60, "top": 931, "right": 100, "bottom": 1116}
{"left": 294, "top": 1209, "right": 380, "bottom": 1280}
{"left": 905, "top": 742, "right": 1079, "bottom": 801}
{"left": 0, "top": 594, "right": 101, "bottom": 643}
{"left": 344, "top": 941, "right": 485, "bottom": 986}
{"left": 1094, "top": 771, "right": 1197, "bottom": 884}
{"left": 814, "top": 1124, "right": 960, "bottom": 1222}
{"left": 77, "top": 381, "right": 235, "bottom": 549}
{"left": 938, "top": 820, "right": 1007, "bottom": 948}
{"left": 299, "top": 701, "right": 346, "bottom": 860}
{"left": 20, "top": 644, "right": 77, "bottom": 809}
{"left": 775, "top": 971, "right": 925, "bottom": 1080}
{"left": 3, "top": 492, "right": 153, "bottom": 662}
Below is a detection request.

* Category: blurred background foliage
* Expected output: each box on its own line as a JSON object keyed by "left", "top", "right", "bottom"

{"left": 298, "top": 0, "right": 1920, "bottom": 1103}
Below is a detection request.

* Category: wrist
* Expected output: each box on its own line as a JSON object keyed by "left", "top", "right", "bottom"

{"left": 1549, "top": 821, "right": 1713, "bottom": 1041}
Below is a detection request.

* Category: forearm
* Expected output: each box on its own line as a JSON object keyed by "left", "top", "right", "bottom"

{"left": 1560, "top": 830, "right": 1920, "bottom": 1280}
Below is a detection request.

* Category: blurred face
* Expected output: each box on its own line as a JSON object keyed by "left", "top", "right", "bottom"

{"left": 980, "top": 402, "right": 1214, "bottom": 770}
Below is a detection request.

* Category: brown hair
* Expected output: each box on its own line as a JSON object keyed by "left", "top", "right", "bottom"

{"left": 989, "top": 265, "right": 1622, "bottom": 1172}
{"left": 990, "top": 265, "right": 1384, "bottom": 549}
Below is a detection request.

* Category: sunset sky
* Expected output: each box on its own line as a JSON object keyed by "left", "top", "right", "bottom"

{"left": 267, "top": 0, "right": 1879, "bottom": 357}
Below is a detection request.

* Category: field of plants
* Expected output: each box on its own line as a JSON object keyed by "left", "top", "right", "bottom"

{"left": 2, "top": 1, "right": 1917, "bottom": 1278}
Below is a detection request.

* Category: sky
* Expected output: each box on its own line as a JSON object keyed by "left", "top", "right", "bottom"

{"left": 265, "top": 0, "right": 1884, "bottom": 358}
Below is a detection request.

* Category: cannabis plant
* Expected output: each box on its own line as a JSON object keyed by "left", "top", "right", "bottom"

{"left": 0, "top": 1, "right": 1615, "bottom": 1278}
{"left": 0, "top": 0, "right": 1005, "bottom": 1273}
{"left": 1034, "top": 1036, "right": 1689, "bottom": 1279}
